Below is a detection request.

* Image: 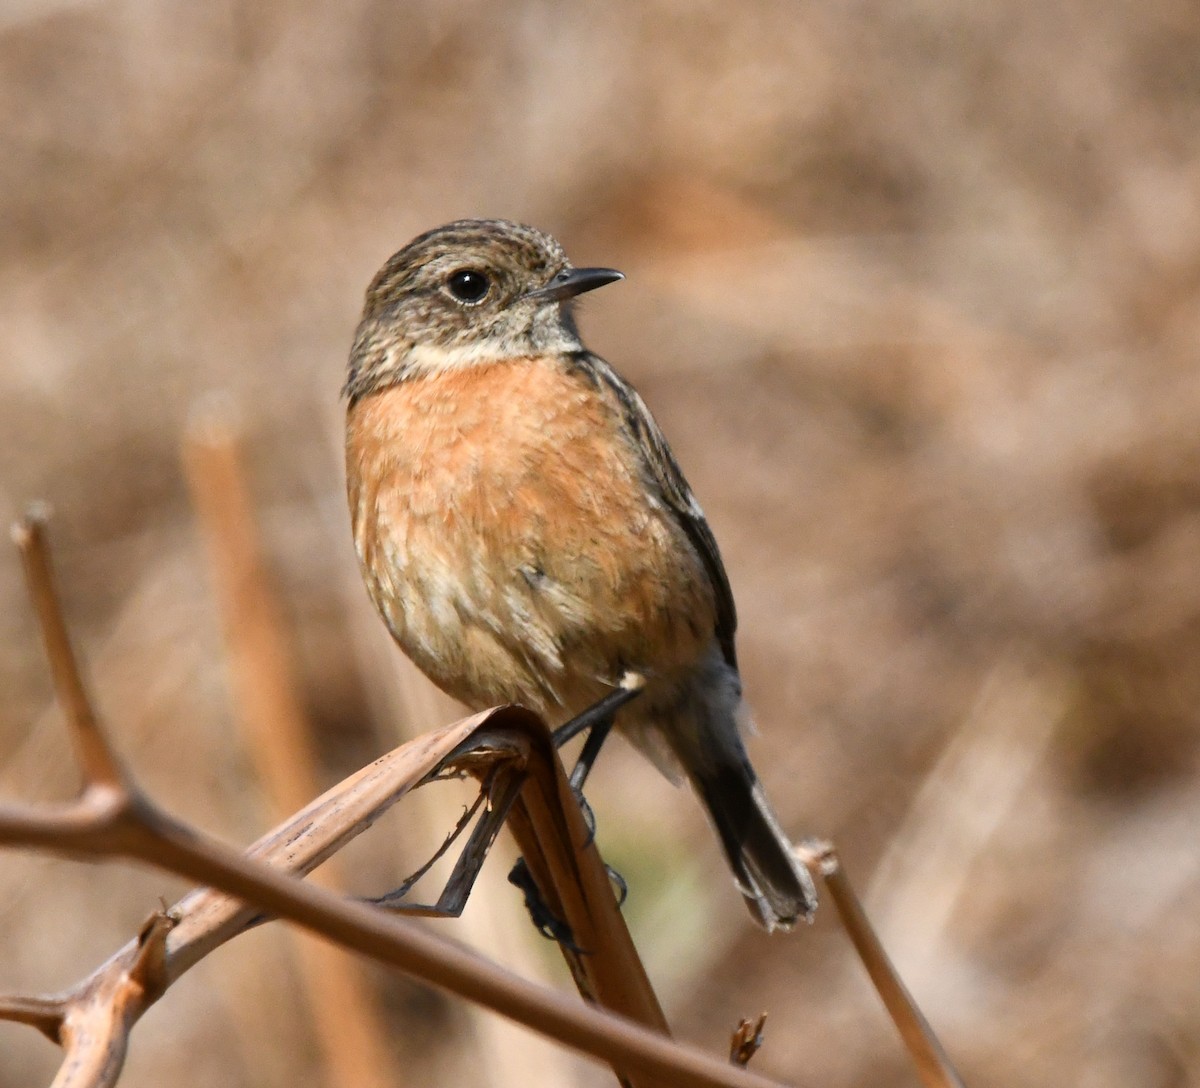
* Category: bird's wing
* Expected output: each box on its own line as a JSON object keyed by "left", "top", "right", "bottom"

{"left": 569, "top": 351, "right": 739, "bottom": 670}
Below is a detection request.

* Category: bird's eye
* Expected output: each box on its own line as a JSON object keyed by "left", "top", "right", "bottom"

{"left": 447, "top": 269, "right": 490, "bottom": 304}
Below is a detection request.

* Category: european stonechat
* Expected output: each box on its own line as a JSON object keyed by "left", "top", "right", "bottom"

{"left": 344, "top": 219, "right": 816, "bottom": 930}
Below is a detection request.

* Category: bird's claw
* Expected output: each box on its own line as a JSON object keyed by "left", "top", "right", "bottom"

{"left": 508, "top": 859, "right": 585, "bottom": 952}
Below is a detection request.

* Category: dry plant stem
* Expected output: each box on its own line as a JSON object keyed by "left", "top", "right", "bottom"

{"left": 508, "top": 740, "right": 668, "bottom": 1026}
{"left": 0, "top": 724, "right": 793, "bottom": 1088}
{"left": 184, "top": 416, "right": 394, "bottom": 1088}
{"left": 802, "top": 843, "right": 966, "bottom": 1088}
{"left": 0, "top": 711, "right": 490, "bottom": 1088}
{"left": 2, "top": 513, "right": 793, "bottom": 1088}
{"left": 11, "top": 512, "right": 126, "bottom": 790}
{"left": 182, "top": 418, "right": 329, "bottom": 821}
{"left": 730, "top": 1015, "right": 768, "bottom": 1068}
{"left": 473, "top": 722, "right": 672, "bottom": 1088}
{"left": 0, "top": 994, "right": 66, "bottom": 1041}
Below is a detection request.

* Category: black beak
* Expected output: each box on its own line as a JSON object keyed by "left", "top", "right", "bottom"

{"left": 523, "top": 266, "right": 624, "bottom": 303}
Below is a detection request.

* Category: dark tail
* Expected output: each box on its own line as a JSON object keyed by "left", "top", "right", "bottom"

{"left": 690, "top": 754, "right": 818, "bottom": 931}
{"left": 652, "top": 645, "right": 816, "bottom": 930}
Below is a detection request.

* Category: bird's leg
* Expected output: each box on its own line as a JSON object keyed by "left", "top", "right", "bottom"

{"left": 506, "top": 673, "right": 646, "bottom": 944}
{"left": 552, "top": 670, "right": 646, "bottom": 847}
{"left": 569, "top": 713, "right": 616, "bottom": 795}
{"left": 552, "top": 670, "right": 646, "bottom": 792}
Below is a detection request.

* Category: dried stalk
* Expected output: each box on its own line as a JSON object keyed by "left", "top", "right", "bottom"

{"left": 184, "top": 414, "right": 395, "bottom": 1088}
{"left": 12, "top": 511, "right": 129, "bottom": 793}
{"left": 0, "top": 509, "right": 793, "bottom": 1088}
{"left": 799, "top": 842, "right": 966, "bottom": 1088}
{"left": 730, "top": 1015, "right": 768, "bottom": 1068}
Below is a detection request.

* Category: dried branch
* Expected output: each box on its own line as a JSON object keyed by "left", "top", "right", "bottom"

{"left": 11, "top": 508, "right": 126, "bottom": 791}
{"left": 1, "top": 511, "right": 794, "bottom": 1088}
{"left": 799, "top": 842, "right": 966, "bottom": 1088}
{"left": 0, "top": 993, "right": 65, "bottom": 1043}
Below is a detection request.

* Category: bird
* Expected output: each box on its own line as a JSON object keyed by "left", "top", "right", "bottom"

{"left": 343, "top": 218, "right": 817, "bottom": 931}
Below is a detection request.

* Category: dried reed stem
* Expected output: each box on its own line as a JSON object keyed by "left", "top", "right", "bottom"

{"left": 801, "top": 842, "right": 966, "bottom": 1088}
{"left": 184, "top": 412, "right": 396, "bottom": 1088}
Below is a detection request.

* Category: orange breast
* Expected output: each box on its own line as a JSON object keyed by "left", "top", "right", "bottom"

{"left": 345, "top": 358, "right": 716, "bottom": 717}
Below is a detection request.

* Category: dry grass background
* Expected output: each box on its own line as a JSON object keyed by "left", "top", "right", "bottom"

{"left": 2, "top": 1, "right": 1200, "bottom": 1085}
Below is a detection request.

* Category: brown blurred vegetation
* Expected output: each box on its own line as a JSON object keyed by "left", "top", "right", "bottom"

{"left": 2, "top": 1, "right": 1199, "bottom": 1086}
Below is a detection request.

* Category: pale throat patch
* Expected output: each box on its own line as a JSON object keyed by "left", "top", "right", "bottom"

{"left": 403, "top": 339, "right": 513, "bottom": 375}
{"left": 398, "top": 328, "right": 583, "bottom": 377}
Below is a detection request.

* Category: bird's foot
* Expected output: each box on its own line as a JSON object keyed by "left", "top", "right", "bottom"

{"left": 508, "top": 859, "right": 584, "bottom": 952}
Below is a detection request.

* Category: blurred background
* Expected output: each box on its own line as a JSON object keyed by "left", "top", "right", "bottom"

{"left": 2, "top": 1, "right": 1199, "bottom": 1085}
